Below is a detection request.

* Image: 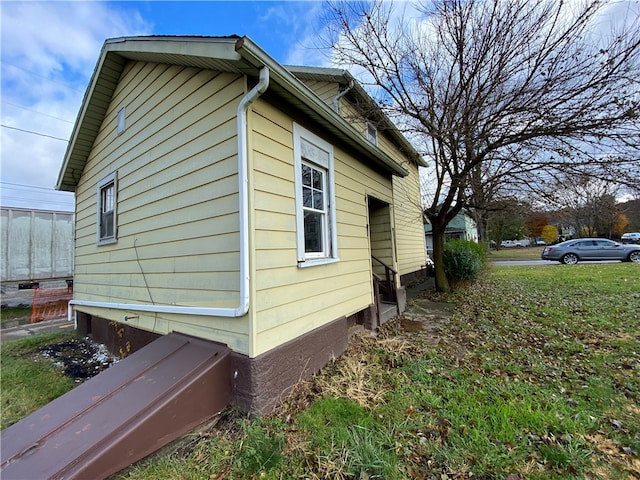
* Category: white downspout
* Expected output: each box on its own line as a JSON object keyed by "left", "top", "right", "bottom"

{"left": 332, "top": 80, "right": 354, "bottom": 113}
{"left": 235, "top": 66, "right": 270, "bottom": 315}
{"left": 68, "top": 67, "right": 270, "bottom": 321}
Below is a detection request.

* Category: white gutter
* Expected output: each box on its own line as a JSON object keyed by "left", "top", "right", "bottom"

{"left": 332, "top": 80, "right": 354, "bottom": 113}
{"left": 68, "top": 67, "right": 270, "bottom": 321}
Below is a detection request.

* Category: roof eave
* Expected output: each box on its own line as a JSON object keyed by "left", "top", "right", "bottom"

{"left": 235, "top": 37, "right": 409, "bottom": 177}
{"left": 56, "top": 36, "right": 409, "bottom": 192}
{"left": 286, "top": 66, "right": 427, "bottom": 168}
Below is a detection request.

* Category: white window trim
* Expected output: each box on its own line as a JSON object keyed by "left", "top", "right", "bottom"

{"left": 293, "top": 124, "right": 339, "bottom": 268}
{"left": 96, "top": 171, "right": 118, "bottom": 245}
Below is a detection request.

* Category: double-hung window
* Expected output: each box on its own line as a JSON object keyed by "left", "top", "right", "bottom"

{"left": 294, "top": 124, "right": 338, "bottom": 266}
{"left": 97, "top": 172, "right": 117, "bottom": 245}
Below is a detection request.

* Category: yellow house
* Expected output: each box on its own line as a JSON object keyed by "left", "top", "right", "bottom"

{"left": 56, "top": 36, "right": 427, "bottom": 413}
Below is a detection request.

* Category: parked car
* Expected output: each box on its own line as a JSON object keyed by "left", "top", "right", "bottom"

{"left": 621, "top": 232, "right": 640, "bottom": 244}
{"left": 541, "top": 238, "right": 640, "bottom": 264}
{"left": 501, "top": 239, "right": 530, "bottom": 248}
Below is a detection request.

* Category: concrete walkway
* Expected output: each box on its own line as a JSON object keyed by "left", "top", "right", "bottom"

{"left": 400, "top": 276, "right": 454, "bottom": 345}
{"left": 1, "top": 317, "right": 74, "bottom": 343}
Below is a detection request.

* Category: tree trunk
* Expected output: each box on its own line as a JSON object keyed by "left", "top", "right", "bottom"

{"left": 476, "top": 210, "right": 490, "bottom": 245}
{"left": 431, "top": 222, "right": 450, "bottom": 293}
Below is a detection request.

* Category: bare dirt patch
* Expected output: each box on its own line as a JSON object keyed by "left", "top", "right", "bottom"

{"left": 399, "top": 297, "right": 454, "bottom": 345}
{"left": 37, "top": 338, "right": 118, "bottom": 382}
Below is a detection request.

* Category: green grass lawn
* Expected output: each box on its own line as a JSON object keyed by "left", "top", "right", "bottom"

{"left": 487, "top": 246, "right": 546, "bottom": 260}
{"left": 0, "top": 306, "right": 32, "bottom": 326}
{"left": 1, "top": 332, "right": 78, "bottom": 430}
{"left": 124, "top": 263, "right": 638, "bottom": 479}
{"left": 2, "top": 263, "right": 639, "bottom": 479}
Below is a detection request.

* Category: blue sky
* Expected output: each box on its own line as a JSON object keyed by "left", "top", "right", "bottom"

{"left": 0, "top": 1, "right": 331, "bottom": 211}
{"left": 2, "top": 1, "right": 637, "bottom": 211}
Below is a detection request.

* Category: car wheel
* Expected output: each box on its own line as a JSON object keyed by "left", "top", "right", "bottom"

{"left": 628, "top": 251, "right": 640, "bottom": 263}
{"left": 561, "top": 253, "right": 579, "bottom": 265}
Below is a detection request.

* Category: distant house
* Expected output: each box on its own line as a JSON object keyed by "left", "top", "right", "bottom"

{"left": 424, "top": 212, "right": 478, "bottom": 253}
{"left": 56, "top": 36, "right": 427, "bottom": 413}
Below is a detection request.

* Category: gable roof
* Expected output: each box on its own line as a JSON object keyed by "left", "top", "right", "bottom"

{"left": 56, "top": 35, "right": 419, "bottom": 192}
{"left": 424, "top": 212, "right": 476, "bottom": 234}
{"left": 286, "top": 66, "right": 427, "bottom": 168}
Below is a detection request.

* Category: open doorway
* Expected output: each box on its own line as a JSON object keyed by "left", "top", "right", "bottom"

{"left": 367, "top": 196, "right": 398, "bottom": 325}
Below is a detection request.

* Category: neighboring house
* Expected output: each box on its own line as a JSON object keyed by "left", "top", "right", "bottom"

{"left": 556, "top": 224, "right": 577, "bottom": 240}
{"left": 424, "top": 212, "right": 478, "bottom": 253}
{"left": 56, "top": 35, "right": 427, "bottom": 413}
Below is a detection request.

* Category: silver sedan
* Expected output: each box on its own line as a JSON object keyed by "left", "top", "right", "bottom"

{"left": 541, "top": 238, "right": 640, "bottom": 265}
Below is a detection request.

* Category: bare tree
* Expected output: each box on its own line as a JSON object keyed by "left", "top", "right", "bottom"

{"left": 486, "top": 197, "right": 530, "bottom": 245}
{"left": 548, "top": 173, "right": 622, "bottom": 237}
{"left": 323, "top": 0, "right": 640, "bottom": 291}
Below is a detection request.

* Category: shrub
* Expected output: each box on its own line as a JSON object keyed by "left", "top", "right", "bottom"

{"left": 443, "top": 240, "right": 486, "bottom": 283}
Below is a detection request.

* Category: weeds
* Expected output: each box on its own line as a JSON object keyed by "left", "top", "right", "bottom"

{"left": 1, "top": 332, "right": 78, "bottom": 429}
{"left": 0, "top": 306, "right": 31, "bottom": 325}
{"left": 3, "top": 264, "right": 639, "bottom": 478}
{"left": 236, "top": 419, "right": 286, "bottom": 477}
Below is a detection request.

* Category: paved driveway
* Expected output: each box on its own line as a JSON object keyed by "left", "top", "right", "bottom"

{"left": 491, "top": 260, "right": 620, "bottom": 266}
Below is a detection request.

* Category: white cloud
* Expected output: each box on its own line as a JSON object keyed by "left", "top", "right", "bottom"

{"left": 1, "top": 1, "right": 151, "bottom": 211}
{"left": 255, "top": 2, "right": 330, "bottom": 67}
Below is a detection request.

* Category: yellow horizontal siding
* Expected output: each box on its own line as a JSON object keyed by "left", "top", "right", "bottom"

{"left": 76, "top": 252, "right": 238, "bottom": 274}
{"left": 337, "top": 93, "right": 426, "bottom": 279}
{"left": 299, "top": 80, "right": 339, "bottom": 106}
{"left": 73, "top": 61, "right": 251, "bottom": 351}
{"left": 257, "top": 282, "right": 370, "bottom": 353}
{"left": 76, "top": 271, "right": 240, "bottom": 294}
{"left": 72, "top": 61, "right": 425, "bottom": 358}
{"left": 393, "top": 164, "right": 427, "bottom": 277}
{"left": 250, "top": 100, "right": 394, "bottom": 356}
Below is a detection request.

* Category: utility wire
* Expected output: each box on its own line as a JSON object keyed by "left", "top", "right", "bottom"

{"left": 1, "top": 100, "right": 74, "bottom": 124}
{"left": 1, "top": 196, "right": 74, "bottom": 205}
{"left": 1, "top": 194, "right": 73, "bottom": 203}
{"left": 0, "top": 124, "right": 68, "bottom": 142}
{"left": 0, "top": 183, "right": 75, "bottom": 206}
{"left": 1, "top": 181, "right": 64, "bottom": 192}
{"left": 2, "top": 61, "right": 86, "bottom": 94}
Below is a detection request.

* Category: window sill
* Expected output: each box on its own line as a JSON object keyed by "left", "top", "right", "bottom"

{"left": 297, "top": 257, "right": 340, "bottom": 268}
{"left": 97, "top": 238, "right": 117, "bottom": 246}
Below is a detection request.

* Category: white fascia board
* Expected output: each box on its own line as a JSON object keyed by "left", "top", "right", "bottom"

{"left": 105, "top": 36, "right": 243, "bottom": 61}
{"left": 236, "top": 37, "right": 409, "bottom": 177}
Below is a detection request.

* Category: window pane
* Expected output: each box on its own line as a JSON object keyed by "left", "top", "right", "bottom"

{"left": 304, "top": 211, "right": 323, "bottom": 253}
{"left": 313, "top": 190, "right": 323, "bottom": 210}
{"left": 102, "top": 184, "right": 114, "bottom": 213}
{"left": 367, "top": 124, "right": 377, "bottom": 145}
{"left": 312, "top": 169, "right": 323, "bottom": 190}
{"left": 303, "top": 185, "right": 312, "bottom": 208}
{"left": 302, "top": 164, "right": 312, "bottom": 187}
{"left": 100, "top": 182, "right": 115, "bottom": 239}
{"left": 101, "top": 211, "right": 114, "bottom": 238}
